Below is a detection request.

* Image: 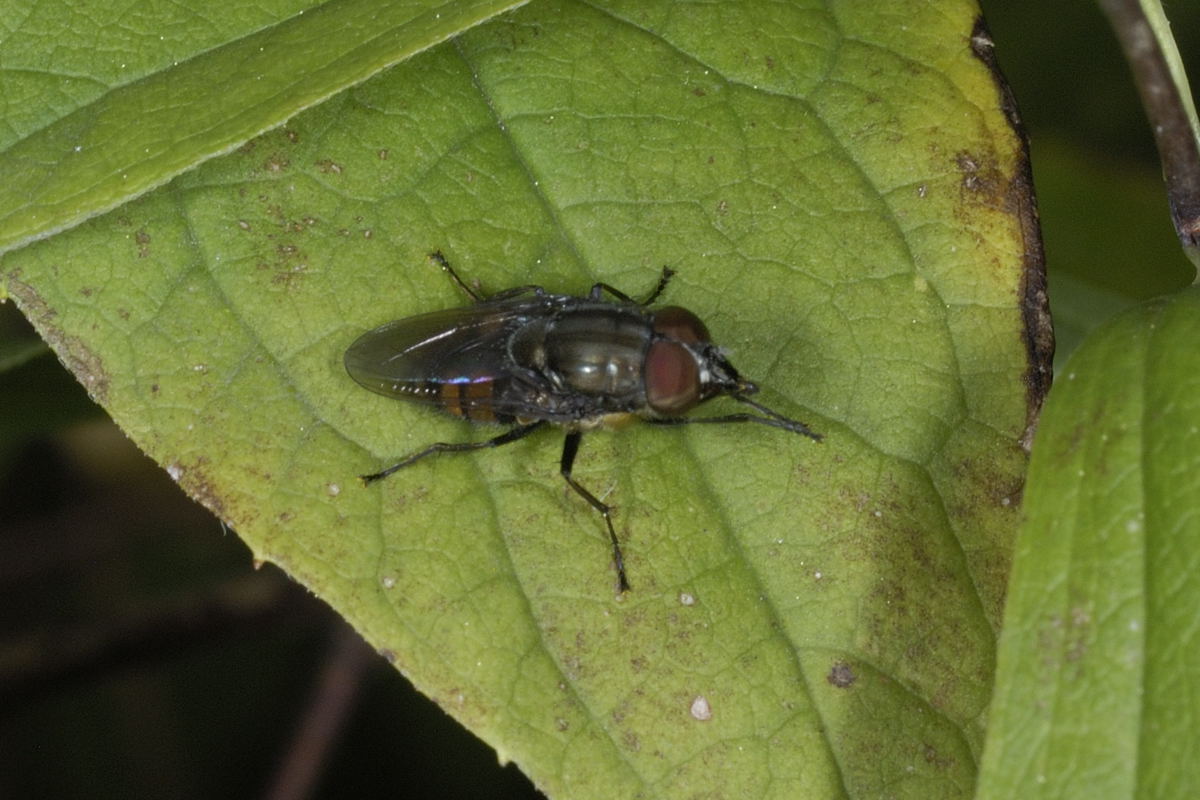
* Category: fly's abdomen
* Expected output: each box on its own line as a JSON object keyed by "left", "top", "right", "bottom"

{"left": 432, "top": 375, "right": 515, "bottom": 423}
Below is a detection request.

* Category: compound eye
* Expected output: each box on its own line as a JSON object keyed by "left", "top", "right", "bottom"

{"left": 652, "top": 306, "right": 710, "bottom": 344}
{"left": 645, "top": 339, "right": 701, "bottom": 414}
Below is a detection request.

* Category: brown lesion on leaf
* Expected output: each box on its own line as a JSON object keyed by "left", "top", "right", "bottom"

{"left": 5, "top": 273, "right": 111, "bottom": 404}
{"left": 170, "top": 455, "right": 230, "bottom": 522}
{"left": 262, "top": 154, "right": 290, "bottom": 173}
{"left": 269, "top": 242, "right": 309, "bottom": 288}
{"left": 954, "top": 151, "right": 1005, "bottom": 202}
{"left": 134, "top": 229, "right": 152, "bottom": 258}
{"left": 827, "top": 660, "right": 856, "bottom": 688}
{"left": 58, "top": 334, "right": 108, "bottom": 404}
{"left": 922, "top": 742, "right": 956, "bottom": 771}
{"left": 969, "top": 14, "right": 1055, "bottom": 450}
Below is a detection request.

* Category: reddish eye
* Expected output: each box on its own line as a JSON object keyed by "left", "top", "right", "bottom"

{"left": 652, "top": 306, "right": 710, "bottom": 344}
{"left": 645, "top": 339, "right": 700, "bottom": 414}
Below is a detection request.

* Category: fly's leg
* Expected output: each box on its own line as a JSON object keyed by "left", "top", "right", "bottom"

{"left": 430, "top": 250, "right": 482, "bottom": 302}
{"left": 732, "top": 394, "right": 823, "bottom": 440}
{"left": 559, "top": 431, "right": 630, "bottom": 592}
{"left": 589, "top": 267, "right": 675, "bottom": 306}
{"left": 431, "top": 251, "right": 542, "bottom": 303}
{"left": 361, "top": 421, "right": 547, "bottom": 484}
{"left": 646, "top": 407, "right": 822, "bottom": 441}
{"left": 639, "top": 266, "right": 674, "bottom": 306}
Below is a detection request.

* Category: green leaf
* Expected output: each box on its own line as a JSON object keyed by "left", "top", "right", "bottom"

{"left": 978, "top": 288, "right": 1200, "bottom": 799}
{"left": 2, "top": 2, "right": 1040, "bottom": 797}
{"left": 0, "top": 0, "right": 528, "bottom": 254}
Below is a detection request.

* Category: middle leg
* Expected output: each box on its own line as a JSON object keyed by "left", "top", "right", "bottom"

{"left": 559, "top": 431, "right": 630, "bottom": 592}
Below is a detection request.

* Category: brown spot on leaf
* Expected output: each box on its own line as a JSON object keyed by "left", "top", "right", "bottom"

{"left": 270, "top": 242, "right": 308, "bottom": 287}
{"left": 923, "top": 742, "right": 956, "bottom": 770}
{"left": 5, "top": 275, "right": 110, "bottom": 404}
{"left": 173, "top": 456, "right": 229, "bottom": 521}
{"left": 59, "top": 333, "right": 108, "bottom": 403}
{"left": 827, "top": 660, "right": 856, "bottom": 688}
{"left": 955, "top": 151, "right": 1003, "bottom": 201}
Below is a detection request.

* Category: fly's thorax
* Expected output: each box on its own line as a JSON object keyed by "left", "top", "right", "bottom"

{"left": 510, "top": 306, "right": 651, "bottom": 404}
{"left": 499, "top": 298, "right": 749, "bottom": 424}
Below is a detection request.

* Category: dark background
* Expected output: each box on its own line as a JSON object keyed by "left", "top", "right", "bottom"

{"left": 2, "top": 3, "right": 1196, "bottom": 798}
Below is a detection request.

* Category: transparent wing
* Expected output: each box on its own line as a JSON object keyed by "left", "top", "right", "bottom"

{"left": 344, "top": 299, "right": 550, "bottom": 416}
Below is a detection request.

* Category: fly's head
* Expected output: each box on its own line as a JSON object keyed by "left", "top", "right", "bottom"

{"left": 644, "top": 305, "right": 751, "bottom": 413}
{"left": 645, "top": 304, "right": 821, "bottom": 441}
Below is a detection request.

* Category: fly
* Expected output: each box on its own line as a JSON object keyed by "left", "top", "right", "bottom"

{"left": 344, "top": 252, "right": 822, "bottom": 592}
